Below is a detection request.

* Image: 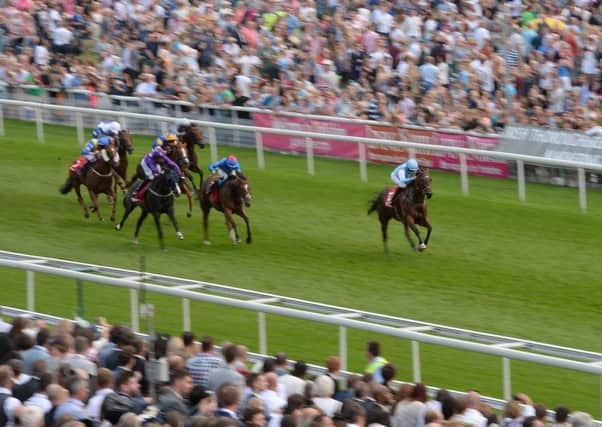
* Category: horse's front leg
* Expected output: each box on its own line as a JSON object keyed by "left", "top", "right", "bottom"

{"left": 202, "top": 201, "right": 211, "bottom": 245}
{"left": 152, "top": 211, "right": 165, "bottom": 250}
{"left": 88, "top": 189, "right": 104, "bottom": 221}
{"left": 133, "top": 209, "right": 149, "bottom": 244}
{"left": 236, "top": 209, "right": 251, "bottom": 244}
{"left": 409, "top": 221, "right": 426, "bottom": 252}
{"left": 109, "top": 187, "right": 118, "bottom": 222}
{"left": 182, "top": 182, "right": 193, "bottom": 218}
{"left": 167, "top": 204, "right": 184, "bottom": 240}
{"left": 223, "top": 208, "right": 240, "bottom": 244}
{"left": 403, "top": 218, "right": 417, "bottom": 252}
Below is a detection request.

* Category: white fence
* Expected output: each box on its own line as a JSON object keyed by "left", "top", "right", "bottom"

{"left": 1, "top": 99, "right": 602, "bottom": 212}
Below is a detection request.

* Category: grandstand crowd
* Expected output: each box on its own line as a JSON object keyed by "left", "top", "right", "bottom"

{"left": 0, "top": 0, "right": 602, "bottom": 133}
{"left": 0, "top": 314, "right": 595, "bottom": 427}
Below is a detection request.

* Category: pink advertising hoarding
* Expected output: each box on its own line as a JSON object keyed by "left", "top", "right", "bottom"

{"left": 253, "top": 112, "right": 364, "bottom": 159}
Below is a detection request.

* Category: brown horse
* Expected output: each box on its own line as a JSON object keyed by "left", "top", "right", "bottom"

{"left": 60, "top": 143, "right": 120, "bottom": 221}
{"left": 178, "top": 124, "right": 205, "bottom": 189}
{"left": 112, "top": 129, "right": 134, "bottom": 193}
{"left": 368, "top": 168, "right": 433, "bottom": 253}
{"left": 199, "top": 173, "right": 252, "bottom": 245}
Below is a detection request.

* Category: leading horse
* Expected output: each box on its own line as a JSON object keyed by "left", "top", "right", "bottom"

{"left": 60, "top": 144, "right": 120, "bottom": 221}
{"left": 368, "top": 168, "right": 433, "bottom": 253}
{"left": 199, "top": 173, "right": 252, "bottom": 245}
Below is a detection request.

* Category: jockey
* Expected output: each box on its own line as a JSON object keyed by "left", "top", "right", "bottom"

{"left": 92, "top": 120, "right": 121, "bottom": 138}
{"left": 390, "top": 158, "right": 419, "bottom": 201}
{"left": 152, "top": 131, "right": 178, "bottom": 153}
{"left": 73, "top": 136, "right": 113, "bottom": 175}
{"left": 207, "top": 154, "right": 242, "bottom": 192}
{"left": 175, "top": 118, "right": 191, "bottom": 137}
{"left": 131, "top": 147, "right": 183, "bottom": 204}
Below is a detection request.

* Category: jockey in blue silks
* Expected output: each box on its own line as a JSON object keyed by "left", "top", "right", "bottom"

{"left": 207, "top": 155, "right": 242, "bottom": 193}
{"left": 390, "top": 158, "right": 419, "bottom": 201}
{"left": 72, "top": 136, "right": 113, "bottom": 175}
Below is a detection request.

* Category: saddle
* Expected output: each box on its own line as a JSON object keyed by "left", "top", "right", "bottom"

{"left": 70, "top": 157, "right": 86, "bottom": 173}
{"left": 384, "top": 186, "right": 399, "bottom": 208}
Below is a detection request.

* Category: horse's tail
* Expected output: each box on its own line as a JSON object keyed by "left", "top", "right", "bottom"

{"left": 368, "top": 192, "right": 380, "bottom": 215}
{"left": 59, "top": 176, "right": 73, "bottom": 194}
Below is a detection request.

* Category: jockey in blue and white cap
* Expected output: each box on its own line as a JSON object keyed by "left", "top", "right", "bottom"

{"left": 152, "top": 131, "right": 178, "bottom": 151}
{"left": 92, "top": 120, "right": 121, "bottom": 138}
{"left": 390, "top": 158, "right": 419, "bottom": 200}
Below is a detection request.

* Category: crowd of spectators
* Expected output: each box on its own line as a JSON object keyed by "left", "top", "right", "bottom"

{"left": 1, "top": 0, "right": 602, "bottom": 133}
{"left": 0, "top": 314, "right": 596, "bottom": 427}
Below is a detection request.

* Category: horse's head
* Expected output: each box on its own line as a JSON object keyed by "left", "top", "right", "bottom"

{"left": 165, "top": 168, "right": 183, "bottom": 197}
{"left": 232, "top": 175, "right": 252, "bottom": 207}
{"left": 172, "top": 141, "right": 190, "bottom": 168}
{"left": 415, "top": 167, "right": 433, "bottom": 199}
{"left": 182, "top": 124, "right": 204, "bottom": 149}
{"left": 118, "top": 129, "right": 134, "bottom": 154}
{"left": 100, "top": 143, "right": 120, "bottom": 167}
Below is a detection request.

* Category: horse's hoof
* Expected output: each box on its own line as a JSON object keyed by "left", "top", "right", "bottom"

{"left": 176, "top": 232, "right": 184, "bottom": 240}
{"left": 115, "top": 224, "right": 121, "bottom": 231}
{"left": 186, "top": 211, "right": 192, "bottom": 218}
{"left": 235, "top": 238, "right": 241, "bottom": 244}
{"left": 110, "top": 216, "right": 115, "bottom": 222}
{"left": 99, "top": 217, "right": 105, "bottom": 222}
{"left": 246, "top": 238, "right": 252, "bottom": 244}
{"left": 133, "top": 237, "right": 139, "bottom": 245}
{"left": 418, "top": 243, "right": 427, "bottom": 251}
{"left": 203, "top": 240, "right": 212, "bottom": 246}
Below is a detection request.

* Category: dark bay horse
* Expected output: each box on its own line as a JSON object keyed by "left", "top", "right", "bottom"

{"left": 60, "top": 144, "right": 120, "bottom": 221}
{"left": 112, "top": 129, "right": 134, "bottom": 193}
{"left": 179, "top": 124, "right": 205, "bottom": 189}
{"left": 368, "top": 168, "right": 433, "bottom": 253}
{"left": 115, "top": 169, "right": 184, "bottom": 250}
{"left": 199, "top": 173, "right": 252, "bottom": 245}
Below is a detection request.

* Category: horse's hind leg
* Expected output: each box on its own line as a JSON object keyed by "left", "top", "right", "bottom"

{"left": 167, "top": 205, "right": 184, "bottom": 240}
{"left": 115, "top": 202, "right": 134, "bottom": 231}
{"left": 133, "top": 210, "right": 149, "bottom": 244}
{"left": 182, "top": 183, "right": 193, "bottom": 218}
{"left": 109, "top": 188, "right": 118, "bottom": 222}
{"left": 380, "top": 214, "right": 391, "bottom": 254}
{"left": 74, "top": 183, "right": 89, "bottom": 219}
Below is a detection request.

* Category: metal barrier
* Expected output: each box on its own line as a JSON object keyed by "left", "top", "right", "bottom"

{"left": 1, "top": 99, "right": 601, "bottom": 212}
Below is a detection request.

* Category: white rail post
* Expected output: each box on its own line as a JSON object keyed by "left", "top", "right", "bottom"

{"left": 358, "top": 143, "right": 368, "bottom": 182}
{"left": 233, "top": 111, "right": 240, "bottom": 146}
{"left": 129, "top": 289, "right": 139, "bottom": 333}
{"left": 306, "top": 137, "right": 315, "bottom": 176}
{"left": 0, "top": 104, "right": 5, "bottom": 137}
{"left": 459, "top": 153, "right": 469, "bottom": 196}
{"left": 578, "top": 168, "right": 587, "bottom": 213}
{"left": 35, "top": 107, "right": 44, "bottom": 143}
{"left": 503, "top": 357, "right": 512, "bottom": 401}
{"left": 182, "top": 298, "right": 191, "bottom": 332}
{"left": 255, "top": 131, "right": 265, "bottom": 169}
{"left": 75, "top": 112, "right": 85, "bottom": 145}
{"left": 120, "top": 116, "right": 128, "bottom": 133}
{"left": 26, "top": 271, "right": 35, "bottom": 312}
{"left": 408, "top": 148, "right": 416, "bottom": 159}
{"left": 517, "top": 160, "right": 526, "bottom": 202}
{"left": 209, "top": 127, "right": 218, "bottom": 163}
{"left": 339, "top": 326, "right": 347, "bottom": 371}
{"left": 258, "top": 312, "right": 267, "bottom": 355}
{"left": 412, "top": 340, "right": 421, "bottom": 383}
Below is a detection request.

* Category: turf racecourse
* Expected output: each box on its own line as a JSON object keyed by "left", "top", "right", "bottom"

{"left": 1, "top": 119, "right": 602, "bottom": 415}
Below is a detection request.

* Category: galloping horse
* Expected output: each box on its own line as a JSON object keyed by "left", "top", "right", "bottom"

{"left": 178, "top": 124, "right": 205, "bottom": 189}
{"left": 112, "top": 129, "right": 134, "bottom": 193}
{"left": 60, "top": 143, "right": 120, "bottom": 221}
{"left": 368, "top": 167, "right": 433, "bottom": 253}
{"left": 115, "top": 169, "right": 184, "bottom": 250}
{"left": 167, "top": 140, "right": 195, "bottom": 218}
{"left": 199, "top": 173, "right": 252, "bottom": 245}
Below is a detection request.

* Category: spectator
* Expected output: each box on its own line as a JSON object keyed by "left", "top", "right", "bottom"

{"left": 364, "top": 341, "right": 387, "bottom": 384}
{"left": 187, "top": 336, "right": 224, "bottom": 387}
{"left": 0, "top": 365, "right": 23, "bottom": 426}
{"left": 21, "top": 330, "right": 50, "bottom": 376}
{"left": 278, "top": 361, "right": 307, "bottom": 398}
{"left": 215, "top": 383, "right": 242, "bottom": 421}
{"left": 85, "top": 368, "right": 113, "bottom": 421}
{"left": 53, "top": 376, "right": 89, "bottom": 420}
{"left": 158, "top": 368, "right": 193, "bottom": 422}
{"left": 207, "top": 345, "right": 244, "bottom": 393}
{"left": 312, "top": 376, "right": 341, "bottom": 418}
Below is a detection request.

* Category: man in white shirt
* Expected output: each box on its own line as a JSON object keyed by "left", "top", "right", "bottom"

{"left": 24, "top": 374, "right": 53, "bottom": 414}
{"left": 135, "top": 74, "right": 158, "bottom": 97}
{"left": 0, "top": 366, "right": 23, "bottom": 426}
{"left": 278, "top": 361, "right": 307, "bottom": 398}
{"left": 373, "top": 2, "right": 393, "bottom": 36}
{"left": 464, "top": 390, "right": 487, "bottom": 427}
{"left": 52, "top": 21, "right": 73, "bottom": 54}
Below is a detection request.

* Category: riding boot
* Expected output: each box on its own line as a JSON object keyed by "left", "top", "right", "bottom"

{"left": 131, "top": 180, "right": 151, "bottom": 204}
{"left": 80, "top": 159, "right": 90, "bottom": 177}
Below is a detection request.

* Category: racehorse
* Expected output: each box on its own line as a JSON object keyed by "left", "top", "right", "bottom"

{"left": 368, "top": 167, "right": 433, "bottom": 254}
{"left": 199, "top": 173, "right": 252, "bottom": 245}
{"left": 60, "top": 143, "right": 120, "bottom": 222}
{"left": 112, "top": 129, "right": 134, "bottom": 193}
{"left": 115, "top": 168, "right": 185, "bottom": 250}
{"left": 178, "top": 124, "right": 205, "bottom": 190}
